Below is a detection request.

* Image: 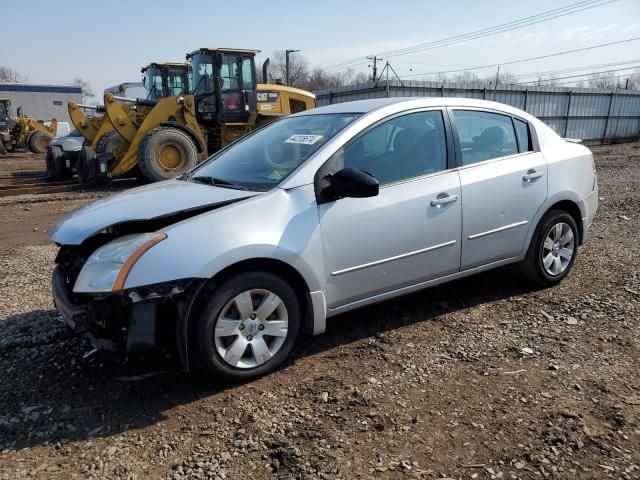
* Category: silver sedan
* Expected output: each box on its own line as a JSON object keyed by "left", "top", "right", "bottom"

{"left": 49, "top": 97, "right": 598, "bottom": 380}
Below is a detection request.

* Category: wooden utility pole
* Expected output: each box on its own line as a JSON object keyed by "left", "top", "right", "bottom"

{"left": 366, "top": 56, "right": 382, "bottom": 81}
{"left": 285, "top": 49, "right": 301, "bottom": 86}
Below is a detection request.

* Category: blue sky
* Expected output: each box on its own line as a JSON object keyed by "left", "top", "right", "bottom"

{"left": 3, "top": 0, "right": 639, "bottom": 95}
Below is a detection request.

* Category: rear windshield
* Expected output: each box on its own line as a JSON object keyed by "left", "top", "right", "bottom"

{"left": 185, "top": 113, "right": 359, "bottom": 191}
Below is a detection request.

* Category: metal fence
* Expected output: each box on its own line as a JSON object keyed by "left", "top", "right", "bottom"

{"left": 315, "top": 80, "right": 640, "bottom": 144}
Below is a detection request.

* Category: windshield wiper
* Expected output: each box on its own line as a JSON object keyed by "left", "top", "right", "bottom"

{"left": 190, "top": 175, "right": 249, "bottom": 190}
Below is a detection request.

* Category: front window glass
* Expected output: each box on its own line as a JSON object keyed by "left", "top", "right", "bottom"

{"left": 241, "top": 57, "right": 254, "bottom": 90}
{"left": 185, "top": 114, "right": 359, "bottom": 191}
{"left": 337, "top": 110, "right": 447, "bottom": 185}
{"left": 453, "top": 110, "right": 518, "bottom": 165}
{"left": 220, "top": 55, "right": 241, "bottom": 113}
{"left": 144, "top": 68, "right": 164, "bottom": 100}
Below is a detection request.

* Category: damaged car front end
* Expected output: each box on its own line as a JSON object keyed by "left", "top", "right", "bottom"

{"left": 49, "top": 180, "right": 259, "bottom": 366}
{"left": 52, "top": 234, "right": 196, "bottom": 356}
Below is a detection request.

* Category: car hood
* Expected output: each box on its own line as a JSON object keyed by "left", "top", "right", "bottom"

{"left": 49, "top": 179, "right": 260, "bottom": 245}
{"left": 51, "top": 136, "right": 84, "bottom": 152}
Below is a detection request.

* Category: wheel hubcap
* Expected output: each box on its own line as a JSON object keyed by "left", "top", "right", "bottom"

{"left": 542, "top": 222, "right": 575, "bottom": 276}
{"left": 214, "top": 289, "right": 289, "bottom": 369}
{"left": 156, "top": 143, "right": 184, "bottom": 170}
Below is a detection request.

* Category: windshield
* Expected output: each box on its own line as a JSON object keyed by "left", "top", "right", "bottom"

{"left": 185, "top": 113, "right": 360, "bottom": 191}
{"left": 192, "top": 53, "right": 214, "bottom": 96}
{"left": 167, "top": 67, "right": 189, "bottom": 96}
{"left": 144, "top": 68, "right": 164, "bottom": 100}
{"left": 191, "top": 53, "right": 216, "bottom": 113}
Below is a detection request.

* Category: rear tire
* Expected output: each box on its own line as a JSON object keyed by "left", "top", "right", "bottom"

{"left": 192, "top": 272, "right": 301, "bottom": 381}
{"left": 28, "top": 131, "right": 52, "bottom": 154}
{"left": 45, "top": 146, "right": 67, "bottom": 180}
{"left": 137, "top": 127, "right": 198, "bottom": 182}
{"left": 0, "top": 141, "right": 6, "bottom": 155}
{"left": 520, "top": 209, "right": 579, "bottom": 286}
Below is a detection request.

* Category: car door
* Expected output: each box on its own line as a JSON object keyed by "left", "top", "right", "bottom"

{"left": 451, "top": 109, "right": 548, "bottom": 269}
{"left": 317, "top": 109, "right": 462, "bottom": 308}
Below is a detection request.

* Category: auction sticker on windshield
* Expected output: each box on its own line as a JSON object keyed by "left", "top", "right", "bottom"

{"left": 285, "top": 134, "right": 324, "bottom": 145}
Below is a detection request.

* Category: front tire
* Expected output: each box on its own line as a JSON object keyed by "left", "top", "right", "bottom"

{"left": 137, "top": 127, "right": 198, "bottom": 182}
{"left": 77, "top": 146, "right": 98, "bottom": 186}
{"left": 521, "top": 209, "right": 579, "bottom": 286}
{"left": 28, "top": 131, "right": 52, "bottom": 153}
{"left": 45, "top": 146, "right": 66, "bottom": 180}
{"left": 192, "top": 272, "right": 301, "bottom": 381}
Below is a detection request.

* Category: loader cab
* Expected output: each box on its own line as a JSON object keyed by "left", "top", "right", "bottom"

{"left": 188, "top": 48, "right": 258, "bottom": 124}
{"left": 141, "top": 63, "right": 190, "bottom": 100}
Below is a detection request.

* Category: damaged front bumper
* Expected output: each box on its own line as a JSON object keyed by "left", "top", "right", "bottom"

{"left": 52, "top": 265, "right": 91, "bottom": 332}
{"left": 52, "top": 265, "right": 200, "bottom": 361}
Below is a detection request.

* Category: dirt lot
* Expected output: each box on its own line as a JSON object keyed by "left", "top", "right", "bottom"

{"left": 0, "top": 144, "right": 638, "bottom": 480}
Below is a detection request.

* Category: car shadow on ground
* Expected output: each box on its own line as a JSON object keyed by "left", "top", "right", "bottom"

{"left": 0, "top": 266, "right": 538, "bottom": 451}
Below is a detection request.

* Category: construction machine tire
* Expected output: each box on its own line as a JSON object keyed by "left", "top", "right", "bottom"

{"left": 28, "top": 131, "right": 53, "bottom": 154}
{"left": 77, "top": 146, "right": 99, "bottom": 186}
{"left": 45, "top": 146, "right": 67, "bottom": 180}
{"left": 137, "top": 127, "right": 198, "bottom": 182}
{"left": 95, "top": 129, "right": 125, "bottom": 156}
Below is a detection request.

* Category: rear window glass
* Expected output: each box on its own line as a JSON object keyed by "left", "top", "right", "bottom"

{"left": 514, "top": 118, "right": 532, "bottom": 153}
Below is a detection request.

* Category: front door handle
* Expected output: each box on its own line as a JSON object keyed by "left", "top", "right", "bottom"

{"left": 431, "top": 194, "right": 459, "bottom": 207}
{"left": 523, "top": 169, "right": 543, "bottom": 182}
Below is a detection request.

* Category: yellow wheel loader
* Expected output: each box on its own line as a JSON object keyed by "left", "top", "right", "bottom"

{"left": 81, "top": 48, "right": 315, "bottom": 184}
{"left": 0, "top": 98, "right": 57, "bottom": 154}
{"left": 52, "top": 63, "right": 190, "bottom": 182}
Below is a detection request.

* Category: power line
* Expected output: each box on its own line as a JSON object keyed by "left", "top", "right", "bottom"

{"left": 510, "top": 58, "right": 640, "bottom": 79}
{"left": 398, "top": 36, "right": 640, "bottom": 78}
{"left": 323, "top": 0, "right": 618, "bottom": 71}
{"left": 512, "top": 64, "right": 640, "bottom": 84}
{"left": 551, "top": 73, "right": 638, "bottom": 86}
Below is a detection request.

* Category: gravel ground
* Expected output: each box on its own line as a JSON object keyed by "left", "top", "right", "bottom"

{"left": 0, "top": 143, "right": 639, "bottom": 479}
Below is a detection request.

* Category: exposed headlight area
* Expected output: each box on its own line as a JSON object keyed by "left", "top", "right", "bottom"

{"left": 75, "top": 232, "right": 167, "bottom": 293}
{"left": 51, "top": 230, "right": 200, "bottom": 355}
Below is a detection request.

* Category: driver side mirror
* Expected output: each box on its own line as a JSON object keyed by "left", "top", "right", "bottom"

{"left": 324, "top": 167, "right": 379, "bottom": 201}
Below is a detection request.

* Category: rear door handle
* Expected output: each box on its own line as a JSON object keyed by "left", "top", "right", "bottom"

{"left": 523, "top": 170, "right": 543, "bottom": 182}
{"left": 431, "top": 194, "right": 459, "bottom": 207}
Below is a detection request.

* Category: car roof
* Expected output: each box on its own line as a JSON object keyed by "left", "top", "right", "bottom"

{"left": 299, "top": 97, "right": 528, "bottom": 116}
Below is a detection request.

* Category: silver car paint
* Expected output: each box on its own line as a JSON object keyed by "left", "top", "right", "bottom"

{"left": 319, "top": 169, "right": 461, "bottom": 308}
{"left": 50, "top": 134, "right": 84, "bottom": 153}
{"left": 458, "top": 150, "right": 548, "bottom": 269}
{"left": 51, "top": 97, "right": 598, "bottom": 336}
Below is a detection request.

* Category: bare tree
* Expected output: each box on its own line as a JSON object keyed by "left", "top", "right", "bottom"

{"left": 73, "top": 77, "right": 95, "bottom": 101}
{"left": 268, "top": 50, "right": 310, "bottom": 87}
{"left": 587, "top": 72, "right": 616, "bottom": 88}
{"left": 624, "top": 70, "right": 640, "bottom": 90}
{"left": 497, "top": 71, "right": 518, "bottom": 85}
{"left": 430, "top": 72, "right": 449, "bottom": 83}
{"left": 453, "top": 71, "right": 481, "bottom": 84}
{"left": 341, "top": 68, "right": 369, "bottom": 85}
{"left": 0, "top": 66, "right": 23, "bottom": 83}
